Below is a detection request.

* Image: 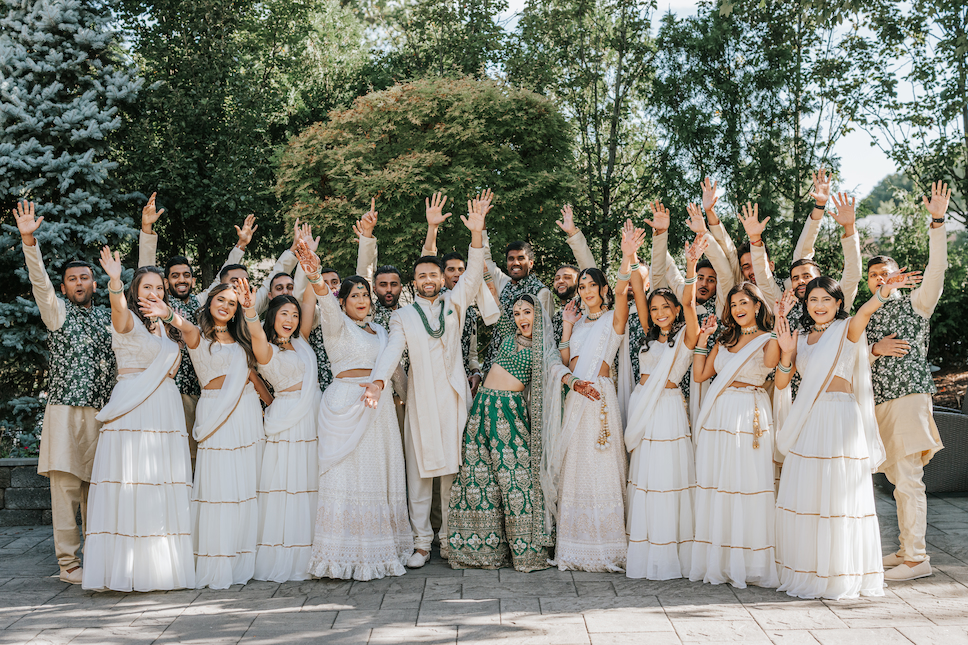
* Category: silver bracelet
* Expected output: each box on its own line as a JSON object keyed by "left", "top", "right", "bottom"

{"left": 684, "top": 276, "right": 697, "bottom": 285}
{"left": 875, "top": 288, "right": 890, "bottom": 304}
{"left": 244, "top": 312, "right": 260, "bottom": 323}
{"left": 108, "top": 282, "right": 124, "bottom": 295}
{"left": 617, "top": 271, "right": 632, "bottom": 282}
{"left": 161, "top": 306, "right": 175, "bottom": 324}
{"left": 777, "top": 362, "right": 792, "bottom": 374}
{"left": 558, "top": 340, "right": 570, "bottom": 350}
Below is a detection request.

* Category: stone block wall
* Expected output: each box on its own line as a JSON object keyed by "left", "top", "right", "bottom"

{"left": 0, "top": 459, "right": 52, "bottom": 526}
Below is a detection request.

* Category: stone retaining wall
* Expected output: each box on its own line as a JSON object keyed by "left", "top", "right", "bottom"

{"left": 0, "top": 459, "right": 51, "bottom": 526}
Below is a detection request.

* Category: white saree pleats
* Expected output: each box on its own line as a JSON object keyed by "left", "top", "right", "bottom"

{"left": 254, "top": 390, "right": 320, "bottom": 583}
{"left": 625, "top": 388, "right": 695, "bottom": 580}
{"left": 83, "top": 376, "right": 195, "bottom": 592}
{"left": 191, "top": 385, "right": 264, "bottom": 589}
{"left": 776, "top": 392, "right": 884, "bottom": 599}
{"left": 309, "top": 377, "right": 412, "bottom": 581}
{"left": 690, "top": 387, "right": 779, "bottom": 589}
{"left": 555, "top": 377, "right": 628, "bottom": 573}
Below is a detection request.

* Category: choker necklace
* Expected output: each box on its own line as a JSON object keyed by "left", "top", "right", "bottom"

{"left": 214, "top": 324, "right": 228, "bottom": 333}
{"left": 740, "top": 324, "right": 759, "bottom": 335}
{"left": 813, "top": 320, "right": 834, "bottom": 333}
{"left": 587, "top": 308, "right": 608, "bottom": 321}
{"left": 275, "top": 335, "right": 292, "bottom": 346}
{"left": 353, "top": 319, "right": 368, "bottom": 329}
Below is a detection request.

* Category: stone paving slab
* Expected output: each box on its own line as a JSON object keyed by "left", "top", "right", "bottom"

{"left": 1, "top": 489, "right": 968, "bottom": 644}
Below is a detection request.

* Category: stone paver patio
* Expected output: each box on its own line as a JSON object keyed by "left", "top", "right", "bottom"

{"left": 2, "top": 487, "right": 967, "bottom": 645}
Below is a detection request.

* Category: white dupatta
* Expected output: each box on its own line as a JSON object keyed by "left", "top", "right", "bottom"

{"left": 773, "top": 318, "right": 885, "bottom": 472}
{"left": 624, "top": 328, "right": 687, "bottom": 452}
{"left": 263, "top": 337, "right": 319, "bottom": 437}
{"left": 317, "top": 320, "right": 389, "bottom": 475}
{"left": 693, "top": 333, "right": 772, "bottom": 440}
{"left": 544, "top": 311, "right": 632, "bottom": 520}
{"left": 96, "top": 316, "right": 180, "bottom": 424}
{"left": 193, "top": 343, "right": 250, "bottom": 444}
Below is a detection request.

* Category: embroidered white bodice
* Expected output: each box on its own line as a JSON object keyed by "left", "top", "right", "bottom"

{"left": 713, "top": 340, "right": 773, "bottom": 385}
{"left": 188, "top": 339, "right": 246, "bottom": 387}
{"left": 259, "top": 344, "right": 305, "bottom": 391}
{"left": 318, "top": 293, "right": 382, "bottom": 374}
{"left": 111, "top": 314, "right": 168, "bottom": 371}
{"left": 797, "top": 334, "right": 857, "bottom": 383}
{"left": 639, "top": 336, "right": 692, "bottom": 383}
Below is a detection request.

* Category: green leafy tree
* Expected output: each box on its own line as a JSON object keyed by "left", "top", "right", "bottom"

{"left": 0, "top": 0, "right": 142, "bottom": 455}
{"left": 275, "top": 77, "right": 577, "bottom": 279}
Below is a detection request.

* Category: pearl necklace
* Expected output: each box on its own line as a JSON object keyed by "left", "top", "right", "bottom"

{"left": 587, "top": 308, "right": 608, "bottom": 321}
{"left": 214, "top": 324, "right": 228, "bottom": 333}
{"left": 275, "top": 336, "right": 291, "bottom": 346}
{"left": 813, "top": 320, "right": 834, "bottom": 333}
{"left": 740, "top": 324, "right": 759, "bottom": 335}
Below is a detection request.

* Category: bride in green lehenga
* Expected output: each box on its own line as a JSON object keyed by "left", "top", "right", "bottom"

{"left": 447, "top": 294, "right": 600, "bottom": 571}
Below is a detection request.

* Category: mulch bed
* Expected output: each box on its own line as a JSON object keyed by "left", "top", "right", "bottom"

{"left": 934, "top": 365, "right": 968, "bottom": 411}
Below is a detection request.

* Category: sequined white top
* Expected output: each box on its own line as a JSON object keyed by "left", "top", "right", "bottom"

{"left": 188, "top": 339, "right": 246, "bottom": 387}
{"left": 111, "top": 313, "right": 170, "bottom": 371}
{"left": 318, "top": 292, "right": 382, "bottom": 374}
{"left": 797, "top": 333, "right": 857, "bottom": 382}
{"left": 713, "top": 339, "right": 774, "bottom": 385}
{"left": 639, "top": 336, "right": 692, "bottom": 383}
{"left": 258, "top": 344, "right": 305, "bottom": 391}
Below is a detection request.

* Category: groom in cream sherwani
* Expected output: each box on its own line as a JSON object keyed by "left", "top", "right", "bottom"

{"left": 369, "top": 194, "right": 492, "bottom": 568}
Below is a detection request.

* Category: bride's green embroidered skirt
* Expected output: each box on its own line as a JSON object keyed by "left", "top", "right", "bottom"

{"left": 447, "top": 387, "right": 553, "bottom": 572}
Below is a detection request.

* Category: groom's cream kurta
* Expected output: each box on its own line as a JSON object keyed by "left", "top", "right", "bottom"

{"left": 373, "top": 245, "right": 489, "bottom": 551}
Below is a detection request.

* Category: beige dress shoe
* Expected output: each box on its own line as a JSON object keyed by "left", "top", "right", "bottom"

{"left": 884, "top": 560, "right": 932, "bottom": 582}
{"left": 59, "top": 566, "right": 83, "bottom": 584}
{"left": 882, "top": 552, "right": 904, "bottom": 568}
{"left": 406, "top": 550, "right": 430, "bottom": 569}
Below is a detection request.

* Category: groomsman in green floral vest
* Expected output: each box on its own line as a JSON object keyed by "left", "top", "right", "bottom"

{"left": 868, "top": 181, "right": 951, "bottom": 582}
{"left": 13, "top": 201, "right": 116, "bottom": 585}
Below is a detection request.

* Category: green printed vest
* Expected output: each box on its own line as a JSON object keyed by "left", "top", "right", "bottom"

{"left": 866, "top": 293, "right": 935, "bottom": 405}
{"left": 308, "top": 325, "right": 333, "bottom": 391}
{"left": 170, "top": 295, "right": 201, "bottom": 396}
{"left": 46, "top": 300, "right": 116, "bottom": 408}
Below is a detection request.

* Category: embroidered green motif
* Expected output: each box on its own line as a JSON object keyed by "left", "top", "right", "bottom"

{"left": 170, "top": 295, "right": 201, "bottom": 396}
{"left": 46, "top": 300, "right": 116, "bottom": 408}
{"left": 486, "top": 273, "right": 547, "bottom": 372}
{"left": 867, "top": 292, "right": 935, "bottom": 405}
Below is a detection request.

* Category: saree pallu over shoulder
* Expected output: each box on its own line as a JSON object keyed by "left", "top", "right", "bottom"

{"left": 263, "top": 337, "right": 318, "bottom": 437}
{"left": 190, "top": 343, "right": 249, "bottom": 444}
{"left": 693, "top": 334, "right": 771, "bottom": 436}
{"left": 625, "top": 329, "right": 687, "bottom": 452}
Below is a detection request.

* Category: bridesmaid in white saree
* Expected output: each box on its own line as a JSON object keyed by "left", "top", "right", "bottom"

{"left": 296, "top": 242, "right": 413, "bottom": 581}
{"left": 773, "top": 266, "right": 919, "bottom": 599}
{"left": 83, "top": 253, "right": 194, "bottom": 591}
{"left": 144, "top": 281, "right": 264, "bottom": 589}
{"left": 688, "top": 279, "right": 781, "bottom": 589}
{"left": 552, "top": 221, "right": 642, "bottom": 572}
{"left": 239, "top": 275, "right": 320, "bottom": 583}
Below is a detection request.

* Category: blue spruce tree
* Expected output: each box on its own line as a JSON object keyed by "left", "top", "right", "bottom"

{"left": 0, "top": 0, "right": 142, "bottom": 456}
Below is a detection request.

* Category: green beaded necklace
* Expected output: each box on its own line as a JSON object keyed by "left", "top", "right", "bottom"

{"left": 414, "top": 301, "right": 446, "bottom": 339}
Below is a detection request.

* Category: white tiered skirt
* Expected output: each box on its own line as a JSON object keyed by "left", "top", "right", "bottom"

{"left": 254, "top": 390, "right": 320, "bottom": 582}
{"left": 191, "top": 384, "right": 264, "bottom": 589}
{"left": 690, "top": 387, "right": 779, "bottom": 589}
{"left": 776, "top": 392, "right": 884, "bottom": 599}
{"left": 555, "top": 376, "right": 629, "bottom": 573}
{"left": 626, "top": 387, "right": 695, "bottom": 580}
{"left": 83, "top": 376, "right": 195, "bottom": 592}
{"left": 309, "top": 376, "right": 412, "bottom": 581}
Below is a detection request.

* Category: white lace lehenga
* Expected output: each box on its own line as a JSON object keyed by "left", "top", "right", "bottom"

{"left": 308, "top": 293, "right": 412, "bottom": 581}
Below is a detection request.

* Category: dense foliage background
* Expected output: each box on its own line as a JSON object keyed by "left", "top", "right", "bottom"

{"left": 2, "top": 0, "right": 966, "bottom": 455}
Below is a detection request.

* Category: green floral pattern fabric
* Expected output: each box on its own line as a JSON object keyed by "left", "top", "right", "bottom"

{"left": 866, "top": 293, "right": 935, "bottom": 405}
{"left": 170, "top": 295, "right": 201, "bottom": 396}
{"left": 46, "top": 300, "right": 116, "bottom": 408}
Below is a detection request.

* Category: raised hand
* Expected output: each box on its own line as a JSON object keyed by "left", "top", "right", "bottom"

{"left": 775, "top": 315, "right": 798, "bottom": 354}
{"left": 830, "top": 192, "right": 856, "bottom": 229}
{"left": 294, "top": 239, "right": 321, "bottom": 278}
{"left": 300, "top": 221, "right": 320, "bottom": 253}
{"left": 359, "top": 382, "right": 382, "bottom": 409}
{"left": 701, "top": 177, "right": 718, "bottom": 212}
{"left": 426, "top": 192, "right": 451, "bottom": 227}
{"left": 739, "top": 202, "right": 769, "bottom": 240}
{"left": 98, "top": 246, "right": 123, "bottom": 282}
{"left": 141, "top": 192, "right": 164, "bottom": 233}
{"left": 138, "top": 295, "right": 170, "bottom": 320}
{"left": 235, "top": 214, "right": 257, "bottom": 250}
{"left": 642, "top": 201, "right": 670, "bottom": 234}
{"left": 462, "top": 192, "right": 489, "bottom": 233}
{"left": 620, "top": 219, "right": 647, "bottom": 258}
{"left": 684, "top": 233, "right": 709, "bottom": 266}
{"left": 562, "top": 299, "right": 582, "bottom": 325}
{"left": 923, "top": 180, "right": 952, "bottom": 221}
{"left": 685, "top": 202, "right": 708, "bottom": 235}
{"left": 882, "top": 268, "right": 923, "bottom": 293}
{"left": 698, "top": 314, "right": 718, "bottom": 340}
{"left": 234, "top": 276, "right": 254, "bottom": 310}
{"left": 776, "top": 288, "right": 797, "bottom": 320}
{"left": 809, "top": 166, "right": 832, "bottom": 206}
{"left": 557, "top": 204, "right": 578, "bottom": 237}
{"left": 13, "top": 200, "right": 43, "bottom": 244}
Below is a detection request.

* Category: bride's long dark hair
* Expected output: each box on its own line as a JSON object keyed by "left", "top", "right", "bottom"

{"left": 197, "top": 283, "right": 257, "bottom": 368}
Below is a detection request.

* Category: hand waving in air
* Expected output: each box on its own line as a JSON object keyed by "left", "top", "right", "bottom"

{"left": 12, "top": 200, "right": 42, "bottom": 245}
{"left": 809, "top": 166, "right": 832, "bottom": 207}
{"left": 620, "top": 219, "right": 647, "bottom": 258}
{"left": 685, "top": 203, "right": 708, "bottom": 236}
{"left": 562, "top": 299, "right": 582, "bottom": 325}
{"left": 739, "top": 202, "right": 769, "bottom": 240}
{"left": 352, "top": 198, "right": 378, "bottom": 240}
{"left": 684, "top": 233, "right": 709, "bottom": 266}
{"left": 99, "top": 246, "right": 123, "bottom": 283}
{"left": 557, "top": 204, "right": 579, "bottom": 237}
{"left": 642, "top": 201, "right": 670, "bottom": 234}
{"left": 775, "top": 314, "right": 798, "bottom": 355}
{"left": 775, "top": 288, "right": 797, "bottom": 320}
{"left": 234, "top": 277, "right": 255, "bottom": 311}
{"left": 882, "top": 268, "right": 923, "bottom": 294}
{"left": 923, "top": 180, "right": 952, "bottom": 223}
{"left": 235, "top": 214, "right": 257, "bottom": 250}
{"left": 830, "top": 192, "right": 857, "bottom": 230}
{"left": 426, "top": 192, "right": 452, "bottom": 228}
{"left": 463, "top": 190, "right": 492, "bottom": 232}
{"left": 294, "top": 239, "right": 321, "bottom": 280}
{"left": 701, "top": 177, "right": 718, "bottom": 213}
{"left": 142, "top": 193, "right": 164, "bottom": 233}
{"left": 698, "top": 314, "right": 718, "bottom": 342}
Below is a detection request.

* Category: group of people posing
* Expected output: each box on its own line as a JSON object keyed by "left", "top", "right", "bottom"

{"left": 14, "top": 168, "right": 951, "bottom": 602}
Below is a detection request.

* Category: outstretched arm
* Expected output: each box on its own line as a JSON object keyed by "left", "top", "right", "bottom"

{"left": 98, "top": 246, "right": 133, "bottom": 334}
{"left": 139, "top": 192, "right": 163, "bottom": 268}
{"left": 198, "top": 214, "right": 254, "bottom": 303}
{"left": 702, "top": 177, "right": 740, "bottom": 281}
{"left": 682, "top": 233, "right": 708, "bottom": 350}
{"left": 14, "top": 200, "right": 65, "bottom": 331}
{"left": 740, "top": 202, "right": 782, "bottom": 308}
{"left": 910, "top": 181, "right": 951, "bottom": 318}
{"left": 421, "top": 192, "right": 452, "bottom": 256}
{"left": 829, "top": 192, "right": 861, "bottom": 309}
{"left": 354, "top": 199, "right": 379, "bottom": 284}
{"left": 237, "top": 277, "right": 272, "bottom": 365}
{"left": 849, "top": 269, "right": 924, "bottom": 343}
{"left": 612, "top": 220, "right": 646, "bottom": 335}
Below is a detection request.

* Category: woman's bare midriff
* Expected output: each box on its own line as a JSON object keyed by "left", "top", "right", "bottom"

{"left": 203, "top": 375, "right": 225, "bottom": 390}
{"left": 728, "top": 380, "right": 760, "bottom": 389}
{"left": 825, "top": 375, "right": 853, "bottom": 394}
{"left": 482, "top": 364, "right": 525, "bottom": 392}
{"left": 569, "top": 357, "right": 611, "bottom": 378}
{"left": 639, "top": 374, "right": 679, "bottom": 388}
{"left": 278, "top": 383, "right": 302, "bottom": 392}
{"left": 336, "top": 368, "right": 372, "bottom": 379}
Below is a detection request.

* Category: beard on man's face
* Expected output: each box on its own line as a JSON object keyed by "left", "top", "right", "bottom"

{"left": 555, "top": 284, "right": 577, "bottom": 302}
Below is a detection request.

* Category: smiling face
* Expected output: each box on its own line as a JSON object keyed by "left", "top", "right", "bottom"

{"left": 791, "top": 264, "right": 821, "bottom": 300}
{"left": 806, "top": 287, "right": 842, "bottom": 326}
{"left": 137, "top": 271, "right": 166, "bottom": 304}
{"left": 513, "top": 300, "right": 536, "bottom": 338}
{"left": 165, "top": 264, "right": 195, "bottom": 300}
{"left": 578, "top": 273, "right": 605, "bottom": 310}
{"left": 270, "top": 275, "right": 295, "bottom": 298}
{"left": 443, "top": 259, "right": 465, "bottom": 290}
{"left": 506, "top": 249, "right": 533, "bottom": 282}
{"left": 341, "top": 282, "right": 371, "bottom": 321}
{"left": 60, "top": 266, "right": 96, "bottom": 306}
{"left": 553, "top": 267, "right": 579, "bottom": 301}
{"left": 374, "top": 271, "right": 402, "bottom": 309}
{"left": 413, "top": 261, "right": 444, "bottom": 300}
{"left": 649, "top": 294, "right": 680, "bottom": 332}
{"left": 729, "top": 291, "right": 760, "bottom": 328}
{"left": 273, "top": 303, "right": 299, "bottom": 339}
{"left": 696, "top": 267, "right": 717, "bottom": 302}
{"left": 209, "top": 289, "right": 239, "bottom": 325}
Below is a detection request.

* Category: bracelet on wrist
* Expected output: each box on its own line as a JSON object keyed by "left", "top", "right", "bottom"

{"left": 617, "top": 271, "right": 632, "bottom": 282}
{"left": 684, "top": 276, "right": 697, "bottom": 285}
{"left": 777, "top": 362, "right": 792, "bottom": 374}
{"left": 108, "top": 282, "right": 124, "bottom": 295}
{"left": 161, "top": 306, "right": 175, "bottom": 325}
{"left": 629, "top": 262, "right": 639, "bottom": 272}
{"left": 693, "top": 347, "right": 709, "bottom": 356}
{"left": 932, "top": 217, "right": 944, "bottom": 225}
{"left": 770, "top": 331, "right": 778, "bottom": 339}
{"left": 558, "top": 340, "right": 570, "bottom": 350}
{"left": 875, "top": 288, "right": 890, "bottom": 304}
{"left": 307, "top": 273, "right": 322, "bottom": 285}
{"left": 244, "top": 311, "right": 260, "bottom": 323}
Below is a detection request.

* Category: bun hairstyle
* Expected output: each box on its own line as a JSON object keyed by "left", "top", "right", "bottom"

{"left": 642, "top": 288, "right": 685, "bottom": 350}
{"left": 263, "top": 295, "right": 301, "bottom": 345}
{"left": 337, "top": 275, "right": 372, "bottom": 314}
{"left": 198, "top": 282, "right": 257, "bottom": 368}
{"left": 576, "top": 267, "right": 615, "bottom": 310}
{"left": 127, "top": 266, "right": 181, "bottom": 344}
{"left": 800, "top": 276, "right": 849, "bottom": 330}
{"left": 718, "top": 281, "right": 775, "bottom": 348}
